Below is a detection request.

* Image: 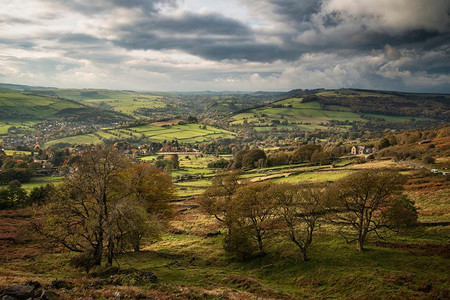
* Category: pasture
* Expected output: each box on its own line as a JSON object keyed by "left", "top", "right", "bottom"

{"left": 230, "top": 96, "right": 422, "bottom": 131}
{"left": 0, "top": 91, "right": 82, "bottom": 120}
{"left": 44, "top": 123, "right": 235, "bottom": 147}
{"left": 43, "top": 89, "right": 167, "bottom": 116}
{"left": 1, "top": 167, "right": 448, "bottom": 299}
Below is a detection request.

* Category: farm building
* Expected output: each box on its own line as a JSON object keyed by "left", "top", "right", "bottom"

{"left": 351, "top": 145, "right": 378, "bottom": 155}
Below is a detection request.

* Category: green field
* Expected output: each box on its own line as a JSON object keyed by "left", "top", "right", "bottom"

{"left": 40, "top": 89, "right": 167, "bottom": 116}
{"left": 231, "top": 97, "right": 422, "bottom": 130}
{"left": 3, "top": 150, "right": 33, "bottom": 156}
{"left": 44, "top": 124, "right": 235, "bottom": 146}
{"left": 0, "top": 90, "right": 83, "bottom": 120}
{"left": 0, "top": 176, "right": 63, "bottom": 192}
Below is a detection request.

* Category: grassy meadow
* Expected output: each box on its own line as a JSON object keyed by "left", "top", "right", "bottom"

{"left": 40, "top": 89, "right": 168, "bottom": 116}
{"left": 1, "top": 165, "right": 448, "bottom": 299}
{"left": 0, "top": 90, "right": 83, "bottom": 120}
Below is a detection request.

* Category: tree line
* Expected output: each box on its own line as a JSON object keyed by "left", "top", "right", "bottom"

{"left": 199, "top": 169, "right": 417, "bottom": 261}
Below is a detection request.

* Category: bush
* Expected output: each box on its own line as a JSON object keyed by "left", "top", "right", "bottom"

{"left": 207, "top": 158, "right": 230, "bottom": 169}
{"left": 69, "top": 251, "right": 98, "bottom": 274}
{"left": 223, "top": 226, "right": 256, "bottom": 260}
{"left": 383, "top": 195, "right": 418, "bottom": 231}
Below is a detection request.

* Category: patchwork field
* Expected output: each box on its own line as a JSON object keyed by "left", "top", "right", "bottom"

{"left": 231, "top": 97, "right": 423, "bottom": 131}
{"left": 44, "top": 123, "right": 235, "bottom": 147}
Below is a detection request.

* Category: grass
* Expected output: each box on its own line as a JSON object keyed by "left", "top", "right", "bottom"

{"left": 0, "top": 157, "right": 449, "bottom": 298}
{"left": 3, "top": 150, "right": 32, "bottom": 156}
{"left": 272, "top": 169, "right": 353, "bottom": 183}
{"left": 0, "top": 176, "right": 64, "bottom": 192}
{"left": 230, "top": 96, "right": 423, "bottom": 131}
{"left": 38, "top": 89, "right": 167, "bottom": 117}
{"left": 44, "top": 124, "right": 236, "bottom": 146}
{"left": 1, "top": 203, "right": 448, "bottom": 299}
{"left": 0, "top": 90, "right": 83, "bottom": 120}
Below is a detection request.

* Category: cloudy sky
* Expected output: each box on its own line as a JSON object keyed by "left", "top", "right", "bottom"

{"left": 0, "top": 0, "right": 449, "bottom": 92}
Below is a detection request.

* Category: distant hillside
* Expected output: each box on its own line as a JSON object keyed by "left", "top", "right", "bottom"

{"left": 288, "top": 89, "right": 450, "bottom": 121}
{"left": 229, "top": 89, "right": 450, "bottom": 132}
{"left": 0, "top": 87, "right": 129, "bottom": 122}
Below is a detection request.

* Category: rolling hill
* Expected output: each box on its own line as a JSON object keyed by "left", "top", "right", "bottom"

{"left": 0, "top": 86, "right": 129, "bottom": 123}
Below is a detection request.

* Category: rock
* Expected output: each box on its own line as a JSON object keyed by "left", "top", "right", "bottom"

{"left": 88, "top": 279, "right": 106, "bottom": 289}
{"left": 50, "top": 280, "right": 72, "bottom": 290}
{"left": 25, "top": 281, "right": 42, "bottom": 289}
{"left": 0, "top": 285, "right": 37, "bottom": 299}
{"left": 39, "top": 290, "right": 65, "bottom": 300}
{"left": 0, "top": 284, "right": 64, "bottom": 300}
{"left": 139, "top": 271, "right": 158, "bottom": 283}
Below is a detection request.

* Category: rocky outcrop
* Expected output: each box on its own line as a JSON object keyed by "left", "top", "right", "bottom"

{"left": 0, "top": 282, "right": 65, "bottom": 300}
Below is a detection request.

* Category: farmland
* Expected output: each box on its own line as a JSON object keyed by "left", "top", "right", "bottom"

{"left": 44, "top": 123, "right": 235, "bottom": 147}
{"left": 231, "top": 96, "right": 422, "bottom": 132}
{"left": 32, "top": 89, "right": 169, "bottom": 117}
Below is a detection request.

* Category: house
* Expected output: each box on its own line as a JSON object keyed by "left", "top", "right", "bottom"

{"left": 351, "top": 145, "right": 378, "bottom": 155}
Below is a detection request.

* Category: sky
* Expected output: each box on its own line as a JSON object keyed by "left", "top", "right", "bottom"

{"left": 0, "top": 0, "right": 449, "bottom": 92}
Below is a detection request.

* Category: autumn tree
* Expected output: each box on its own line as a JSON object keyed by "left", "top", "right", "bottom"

{"left": 231, "top": 182, "right": 276, "bottom": 256}
{"left": 169, "top": 154, "right": 180, "bottom": 170}
{"left": 273, "top": 183, "right": 327, "bottom": 261}
{"left": 34, "top": 145, "right": 175, "bottom": 270}
{"left": 328, "top": 169, "right": 406, "bottom": 251}
{"left": 198, "top": 171, "right": 242, "bottom": 235}
{"left": 119, "top": 163, "right": 176, "bottom": 252}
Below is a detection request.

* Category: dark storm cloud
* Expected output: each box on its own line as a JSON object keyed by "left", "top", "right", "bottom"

{"left": 58, "top": 33, "right": 106, "bottom": 44}
{"left": 107, "top": 0, "right": 450, "bottom": 65}
{"left": 112, "top": 12, "right": 299, "bottom": 62}
{"left": 44, "top": 0, "right": 178, "bottom": 15}
{"left": 266, "top": 0, "right": 322, "bottom": 23}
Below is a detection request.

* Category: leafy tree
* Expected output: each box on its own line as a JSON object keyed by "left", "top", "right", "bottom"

{"left": 198, "top": 171, "right": 242, "bottom": 235}
{"left": 232, "top": 149, "right": 266, "bottom": 169}
{"left": 382, "top": 195, "right": 418, "bottom": 231}
{"left": 33, "top": 146, "right": 175, "bottom": 270}
{"left": 328, "top": 169, "right": 406, "bottom": 251}
{"left": 119, "top": 163, "right": 176, "bottom": 251}
{"left": 0, "top": 180, "right": 27, "bottom": 209}
{"left": 169, "top": 154, "right": 180, "bottom": 170}
{"left": 207, "top": 158, "right": 230, "bottom": 169}
{"left": 273, "top": 183, "right": 327, "bottom": 261}
{"left": 231, "top": 182, "right": 276, "bottom": 256}
{"left": 28, "top": 184, "right": 54, "bottom": 205}
{"left": 291, "top": 144, "right": 321, "bottom": 164}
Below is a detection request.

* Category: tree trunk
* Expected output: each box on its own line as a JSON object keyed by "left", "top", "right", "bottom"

{"left": 92, "top": 242, "right": 103, "bottom": 266}
{"left": 356, "top": 239, "right": 364, "bottom": 251}
{"left": 132, "top": 237, "right": 141, "bottom": 252}
{"left": 300, "top": 248, "right": 308, "bottom": 262}
{"left": 256, "top": 234, "right": 265, "bottom": 256}
{"left": 107, "top": 235, "right": 114, "bottom": 266}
